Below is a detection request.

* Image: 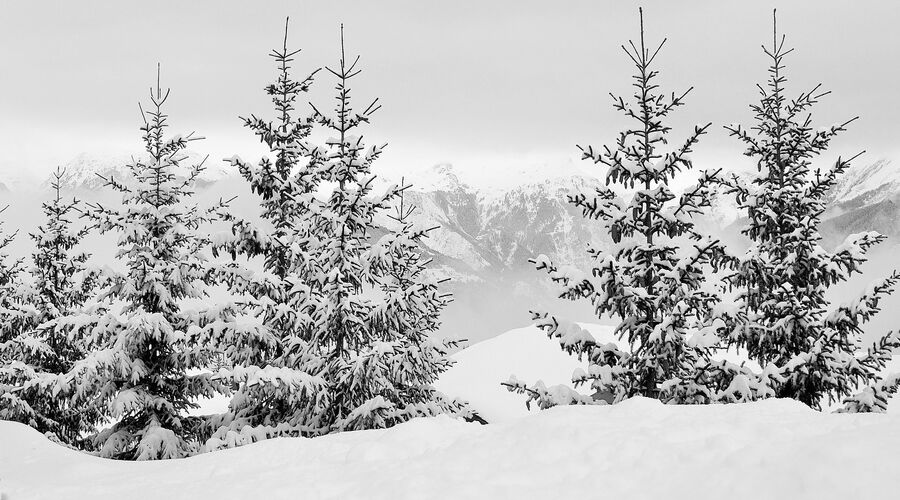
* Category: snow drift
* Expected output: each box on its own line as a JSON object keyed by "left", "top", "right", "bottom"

{"left": 435, "top": 323, "right": 614, "bottom": 422}
{"left": 4, "top": 324, "right": 900, "bottom": 499}
{"left": 3, "top": 396, "right": 900, "bottom": 500}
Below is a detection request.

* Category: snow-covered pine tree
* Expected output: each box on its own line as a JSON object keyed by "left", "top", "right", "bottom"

{"left": 0, "top": 169, "right": 103, "bottom": 444}
{"left": 723, "top": 11, "right": 900, "bottom": 412}
{"left": 0, "top": 206, "right": 25, "bottom": 347}
{"left": 57, "top": 70, "right": 235, "bottom": 459}
{"left": 506, "top": 9, "right": 732, "bottom": 407}
{"left": 202, "top": 20, "right": 328, "bottom": 449}
{"left": 204, "top": 25, "right": 465, "bottom": 448}
{"left": 357, "top": 179, "right": 466, "bottom": 427}
{"left": 0, "top": 206, "right": 33, "bottom": 426}
{"left": 303, "top": 26, "right": 465, "bottom": 432}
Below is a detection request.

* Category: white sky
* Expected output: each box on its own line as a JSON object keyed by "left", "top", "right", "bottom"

{"left": 1, "top": 0, "right": 899, "bottom": 184}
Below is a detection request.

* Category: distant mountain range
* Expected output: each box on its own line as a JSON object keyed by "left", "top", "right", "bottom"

{"left": 19, "top": 152, "right": 900, "bottom": 273}
{"left": 383, "top": 164, "right": 611, "bottom": 341}
{"left": 47, "top": 151, "right": 232, "bottom": 192}
{"left": 41, "top": 153, "right": 611, "bottom": 280}
{"left": 393, "top": 164, "right": 609, "bottom": 279}
{"left": 5, "top": 153, "right": 899, "bottom": 342}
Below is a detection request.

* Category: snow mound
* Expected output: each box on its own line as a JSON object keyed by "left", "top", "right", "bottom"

{"left": 435, "top": 324, "right": 616, "bottom": 422}
{"left": 436, "top": 323, "right": 897, "bottom": 417}
{"left": 3, "top": 396, "right": 900, "bottom": 499}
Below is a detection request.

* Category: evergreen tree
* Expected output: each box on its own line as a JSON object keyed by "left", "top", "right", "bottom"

{"left": 0, "top": 207, "right": 32, "bottom": 425}
{"left": 0, "top": 206, "right": 25, "bottom": 347}
{"left": 203, "top": 20, "right": 328, "bottom": 449}
{"left": 304, "top": 27, "right": 465, "bottom": 431}
{"left": 506, "top": 9, "right": 732, "bottom": 407}
{"left": 205, "top": 25, "right": 465, "bottom": 448}
{"left": 723, "top": 11, "right": 900, "bottom": 411}
{"left": 0, "top": 170, "right": 103, "bottom": 444}
{"left": 57, "top": 71, "right": 234, "bottom": 459}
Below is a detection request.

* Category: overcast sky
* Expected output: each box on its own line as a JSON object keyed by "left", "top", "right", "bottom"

{"left": 1, "top": 0, "right": 898, "bottom": 184}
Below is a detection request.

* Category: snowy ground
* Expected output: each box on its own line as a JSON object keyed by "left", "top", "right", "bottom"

{"left": 4, "top": 396, "right": 900, "bottom": 499}
{"left": 3, "top": 324, "right": 900, "bottom": 499}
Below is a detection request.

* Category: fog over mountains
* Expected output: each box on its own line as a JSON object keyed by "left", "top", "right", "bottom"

{"left": 4, "top": 152, "right": 900, "bottom": 343}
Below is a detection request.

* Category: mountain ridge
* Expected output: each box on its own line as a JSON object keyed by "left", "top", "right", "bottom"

{"left": 46, "top": 151, "right": 232, "bottom": 191}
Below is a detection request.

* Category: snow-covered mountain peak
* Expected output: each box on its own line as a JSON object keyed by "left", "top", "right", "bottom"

{"left": 828, "top": 158, "right": 900, "bottom": 208}
{"left": 389, "top": 160, "right": 604, "bottom": 200}
{"left": 49, "top": 152, "right": 134, "bottom": 191}
{"left": 46, "top": 151, "right": 234, "bottom": 191}
{"left": 384, "top": 158, "right": 603, "bottom": 199}
{"left": 403, "top": 163, "right": 472, "bottom": 194}
{"left": 463, "top": 159, "right": 603, "bottom": 199}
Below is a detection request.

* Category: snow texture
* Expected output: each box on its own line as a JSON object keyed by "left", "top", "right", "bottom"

{"left": 3, "top": 394, "right": 900, "bottom": 499}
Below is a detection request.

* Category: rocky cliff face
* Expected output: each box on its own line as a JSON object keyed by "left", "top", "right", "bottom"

{"left": 386, "top": 165, "right": 609, "bottom": 284}
{"left": 820, "top": 159, "right": 900, "bottom": 246}
{"left": 826, "top": 159, "right": 900, "bottom": 210}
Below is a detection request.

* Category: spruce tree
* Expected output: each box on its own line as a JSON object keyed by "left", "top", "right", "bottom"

{"left": 329, "top": 178, "right": 464, "bottom": 430}
{"left": 203, "top": 20, "right": 328, "bottom": 450}
{"left": 58, "top": 71, "right": 235, "bottom": 459}
{"left": 723, "top": 11, "right": 900, "bottom": 411}
{"left": 303, "top": 26, "right": 464, "bottom": 432}
{"left": 0, "top": 206, "right": 25, "bottom": 347}
{"left": 0, "top": 171, "right": 103, "bottom": 444}
{"left": 506, "top": 9, "right": 731, "bottom": 407}
{"left": 0, "top": 207, "right": 31, "bottom": 422}
{"left": 206, "top": 25, "right": 465, "bottom": 447}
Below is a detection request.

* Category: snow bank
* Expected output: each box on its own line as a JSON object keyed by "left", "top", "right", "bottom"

{"left": 435, "top": 323, "right": 615, "bottom": 422}
{"left": 3, "top": 397, "right": 900, "bottom": 499}
{"left": 4, "top": 323, "right": 900, "bottom": 499}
